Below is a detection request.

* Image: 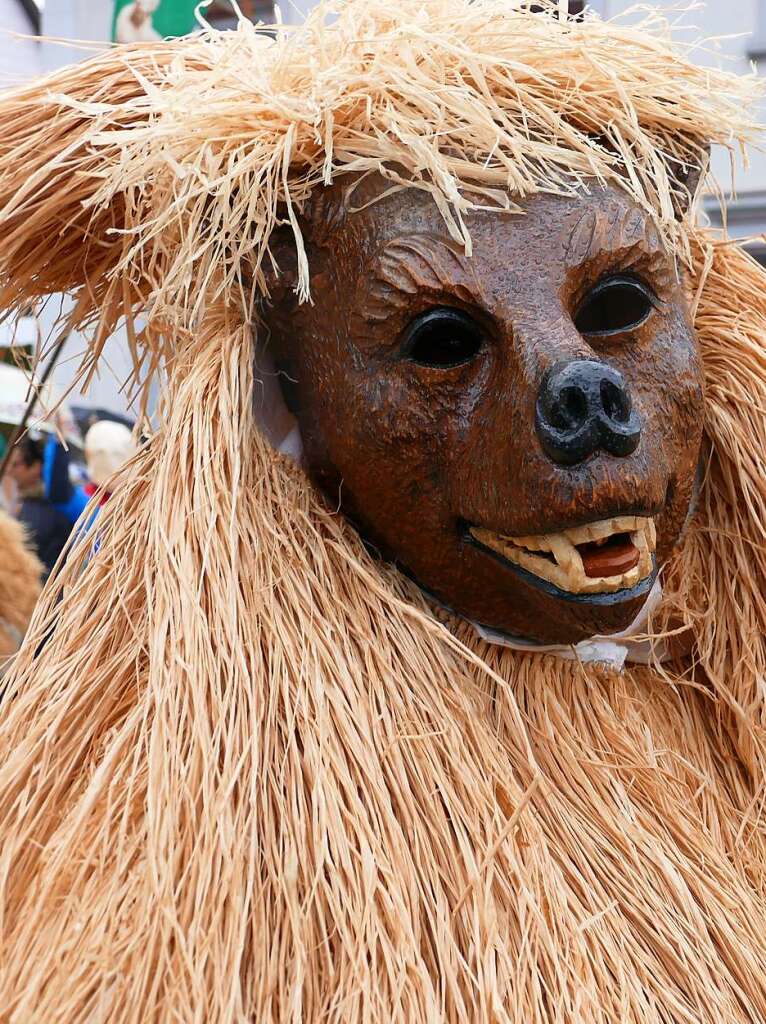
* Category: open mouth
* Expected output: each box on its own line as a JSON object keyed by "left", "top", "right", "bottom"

{"left": 469, "top": 515, "right": 656, "bottom": 596}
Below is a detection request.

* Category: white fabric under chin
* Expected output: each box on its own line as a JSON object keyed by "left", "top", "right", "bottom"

{"left": 470, "top": 577, "right": 666, "bottom": 670}
{"left": 253, "top": 348, "right": 666, "bottom": 671}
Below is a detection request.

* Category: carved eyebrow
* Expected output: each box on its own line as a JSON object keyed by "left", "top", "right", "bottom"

{"left": 566, "top": 205, "right": 668, "bottom": 271}
{"left": 364, "top": 235, "right": 485, "bottom": 324}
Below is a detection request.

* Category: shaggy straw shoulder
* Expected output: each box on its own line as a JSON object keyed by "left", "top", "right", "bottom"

{"left": 0, "top": 511, "right": 41, "bottom": 660}
{"left": 0, "top": 1, "right": 765, "bottom": 1021}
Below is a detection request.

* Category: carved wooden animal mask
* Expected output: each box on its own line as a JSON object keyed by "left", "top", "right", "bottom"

{"left": 3, "top": 5, "right": 766, "bottom": 1019}
{"left": 266, "top": 176, "right": 704, "bottom": 644}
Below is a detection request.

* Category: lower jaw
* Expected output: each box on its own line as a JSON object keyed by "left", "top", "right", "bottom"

{"left": 411, "top": 555, "right": 657, "bottom": 647}
{"left": 467, "top": 526, "right": 658, "bottom": 607}
{"left": 481, "top": 546, "right": 659, "bottom": 606}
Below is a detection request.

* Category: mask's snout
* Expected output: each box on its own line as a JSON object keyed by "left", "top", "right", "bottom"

{"left": 535, "top": 359, "right": 641, "bottom": 465}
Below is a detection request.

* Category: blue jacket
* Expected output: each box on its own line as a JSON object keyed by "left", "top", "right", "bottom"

{"left": 17, "top": 495, "right": 72, "bottom": 579}
{"left": 42, "top": 436, "right": 89, "bottom": 524}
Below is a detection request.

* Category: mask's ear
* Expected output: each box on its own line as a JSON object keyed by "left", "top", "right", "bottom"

{"left": 261, "top": 223, "right": 301, "bottom": 312}
{"left": 260, "top": 186, "right": 348, "bottom": 309}
{"left": 670, "top": 144, "right": 711, "bottom": 220}
{"left": 257, "top": 222, "right": 305, "bottom": 427}
{"left": 588, "top": 132, "right": 710, "bottom": 222}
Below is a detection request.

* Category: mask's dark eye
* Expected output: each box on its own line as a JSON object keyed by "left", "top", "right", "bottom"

{"left": 575, "top": 276, "right": 656, "bottom": 336}
{"left": 402, "top": 308, "right": 484, "bottom": 368}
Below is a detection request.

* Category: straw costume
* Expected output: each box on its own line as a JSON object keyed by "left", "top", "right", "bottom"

{"left": 0, "top": 1, "right": 765, "bottom": 1020}
{"left": 0, "top": 510, "right": 41, "bottom": 661}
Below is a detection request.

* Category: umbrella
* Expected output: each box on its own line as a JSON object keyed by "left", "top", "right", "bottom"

{"left": 70, "top": 405, "right": 135, "bottom": 438}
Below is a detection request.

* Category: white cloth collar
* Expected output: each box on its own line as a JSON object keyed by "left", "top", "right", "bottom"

{"left": 253, "top": 350, "right": 665, "bottom": 671}
{"left": 470, "top": 578, "right": 665, "bottom": 670}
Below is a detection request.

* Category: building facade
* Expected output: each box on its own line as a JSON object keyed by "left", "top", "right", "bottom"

{"left": 601, "top": 0, "right": 766, "bottom": 245}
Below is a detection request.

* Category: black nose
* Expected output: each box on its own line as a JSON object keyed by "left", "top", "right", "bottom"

{"left": 535, "top": 360, "right": 641, "bottom": 465}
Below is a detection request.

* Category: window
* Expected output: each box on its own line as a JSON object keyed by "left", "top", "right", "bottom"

{"left": 15, "top": 0, "right": 42, "bottom": 34}
{"left": 529, "top": 2, "right": 599, "bottom": 20}
{"left": 204, "top": 0, "right": 275, "bottom": 30}
{"left": 749, "top": 0, "right": 766, "bottom": 60}
{"left": 746, "top": 243, "right": 766, "bottom": 269}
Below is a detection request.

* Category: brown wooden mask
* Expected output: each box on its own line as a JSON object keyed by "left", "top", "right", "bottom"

{"left": 264, "top": 176, "right": 704, "bottom": 644}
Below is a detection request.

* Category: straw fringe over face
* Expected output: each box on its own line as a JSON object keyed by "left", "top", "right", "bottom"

{"left": 0, "top": 1, "right": 765, "bottom": 1020}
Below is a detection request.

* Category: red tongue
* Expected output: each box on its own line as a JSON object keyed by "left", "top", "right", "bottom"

{"left": 577, "top": 537, "right": 640, "bottom": 579}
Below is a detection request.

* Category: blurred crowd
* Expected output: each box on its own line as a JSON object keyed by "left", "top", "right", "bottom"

{"left": 0, "top": 421, "right": 136, "bottom": 661}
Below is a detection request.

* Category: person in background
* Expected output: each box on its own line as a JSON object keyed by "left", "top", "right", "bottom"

{"left": 41, "top": 417, "right": 137, "bottom": 525}
{"left": 5, "top": 438, "right": 73, "bottom": 578}
{"left": 0, "top": 435, "right": 19, "bottom": 515}
{"left": 0, "top": 473, "right": 16, "bottom": 515}
{"left": 0, "top": 508, "right": 42, "bottom": 664}
{"left": 82, "top": 420, "right": 137, "bottom": 506}
{"left": 42, "top": 431, "right": 89, "bottom": 524}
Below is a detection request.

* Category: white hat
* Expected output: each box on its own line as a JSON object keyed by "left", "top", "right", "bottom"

{"left": 84, "top": 420, "right": 137, "bottom": 488}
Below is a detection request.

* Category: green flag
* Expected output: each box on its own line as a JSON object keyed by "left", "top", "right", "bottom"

{"left": 112, "top": 0, "right": 199, "bottom": 43}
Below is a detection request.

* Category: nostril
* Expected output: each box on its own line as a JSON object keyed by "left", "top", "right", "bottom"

{"left": 600, "top": 378, "right": 630, "bottom": 423}
{"left": 549, "top": 385, "right": 589, "bottom": 430}
{"left": 536, "top": 359, "right": 641, "bottom": 465}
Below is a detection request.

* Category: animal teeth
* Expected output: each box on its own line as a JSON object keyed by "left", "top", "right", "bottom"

{"left": 512, "top": 535, "right": 555, "bottom": 552}
{"left": 469, "top": 515, "right": 656, "bottom": 595}
{"left": 561, "top": 516, "right": 640, "bottom": 546}
{"left": 548, "top": 533, "right": 581, "bottom": 577}
{"left": 647, "top": 518, "right": 657, "bottom": 549}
